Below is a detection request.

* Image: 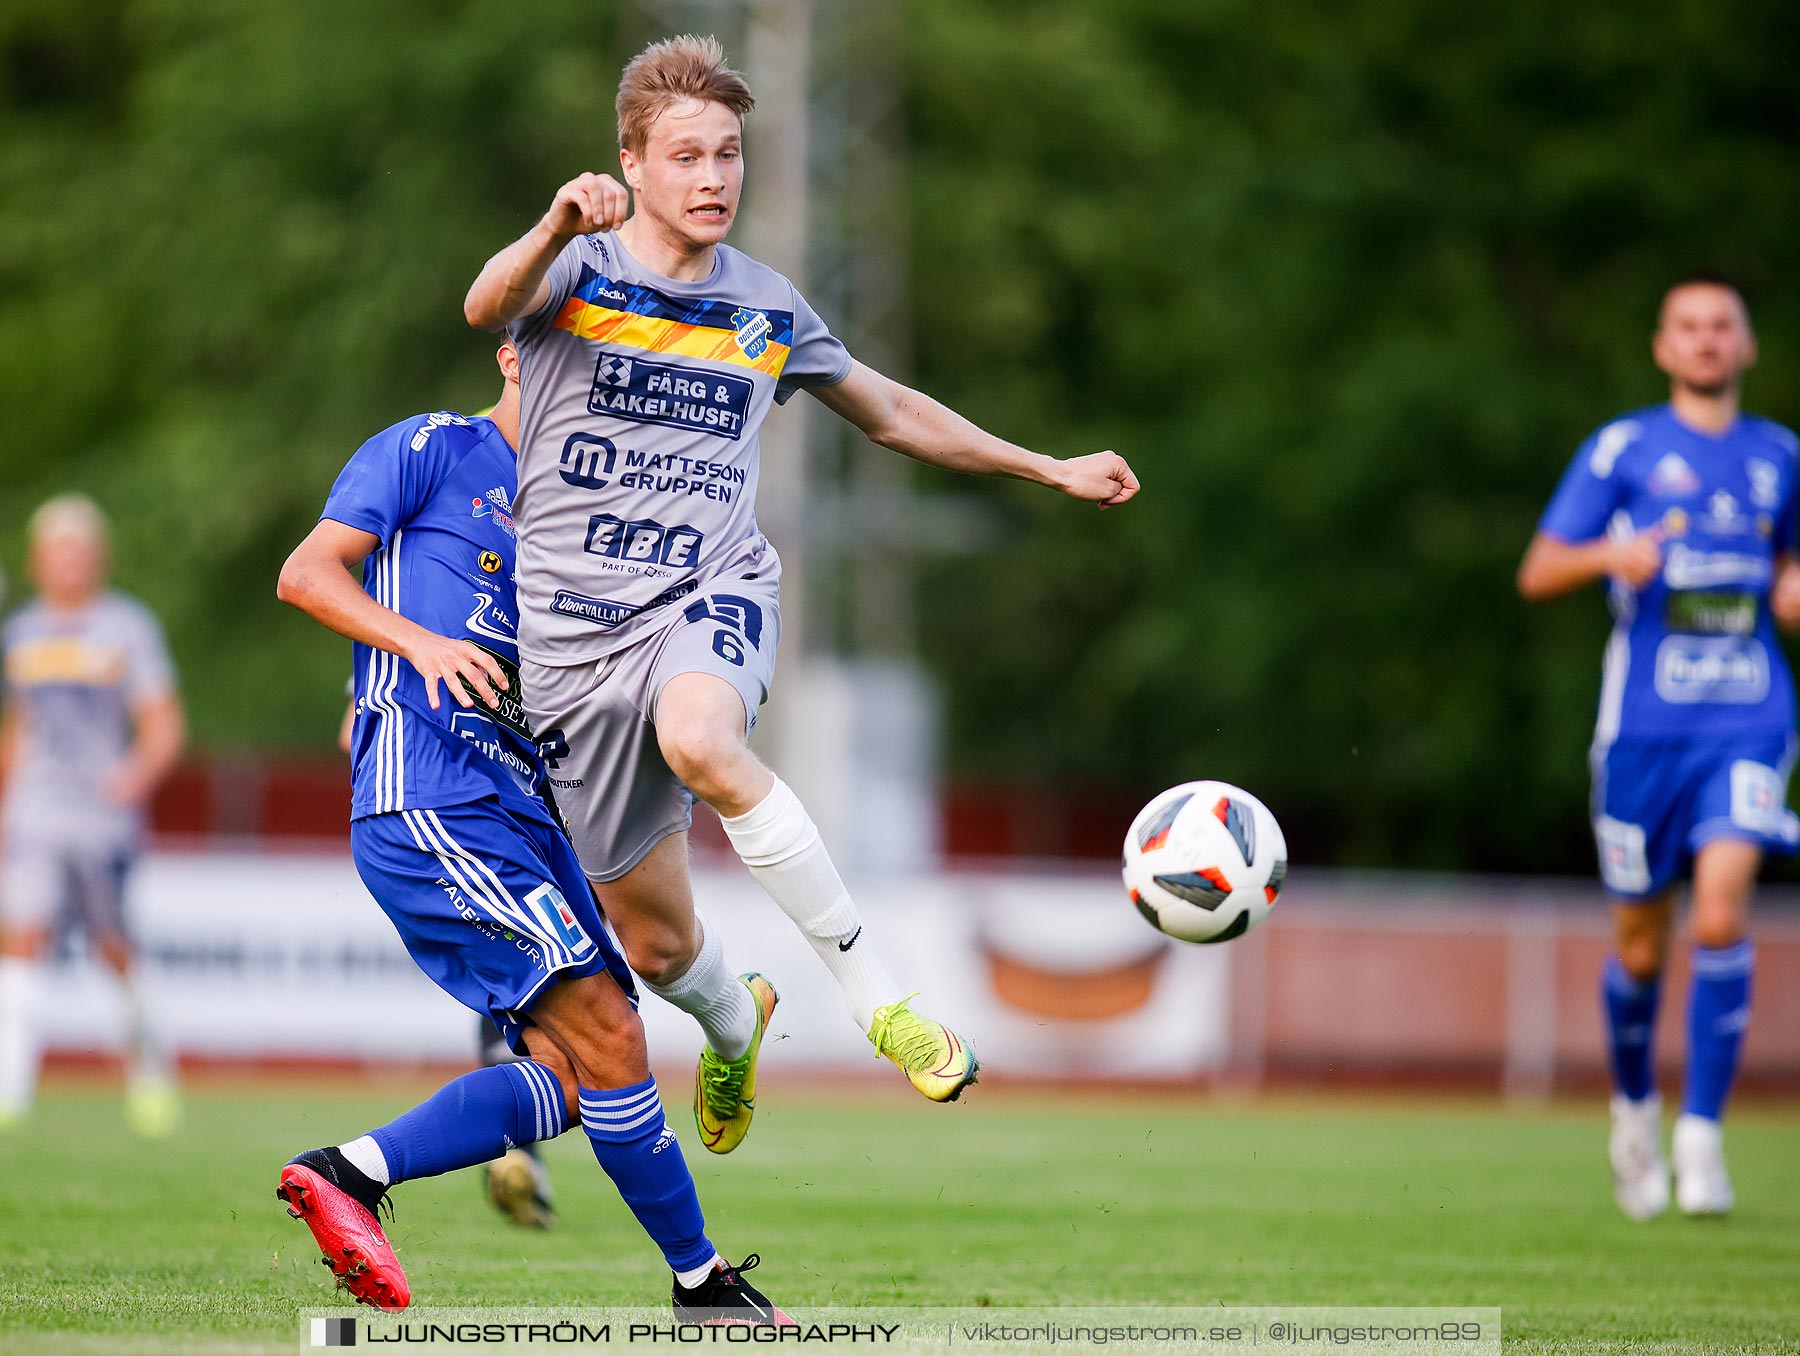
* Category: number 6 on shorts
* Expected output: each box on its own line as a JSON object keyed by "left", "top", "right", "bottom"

{"left": 711, "top": 629, "right": 745, "bottom": 666}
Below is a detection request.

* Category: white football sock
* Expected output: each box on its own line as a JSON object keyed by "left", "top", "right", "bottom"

{"left": 676, "top": 1254, "right": 724, "bottom": 1289}
{"left": 0, "top": 957, "right": 45, "bottom": 1118}
{"left": 641, "top": 911, "right": 756, "bottom": 1060}
{"left": 338, "top": 1134, "right": 392, "bottom": 1186}
{"left": 720, "top": 778, "right": 901, "bottom": 1031}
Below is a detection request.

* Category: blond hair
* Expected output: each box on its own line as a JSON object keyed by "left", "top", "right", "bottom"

{"left": 616, "top": 34, "right": 754, "bottom": 155}
{"left": 27, "top": 492, "right": 109, "bottom": 547}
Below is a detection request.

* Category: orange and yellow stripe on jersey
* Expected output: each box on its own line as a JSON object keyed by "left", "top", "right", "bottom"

{"left": 551, "top": 272, "right": 794, "bottom": 378}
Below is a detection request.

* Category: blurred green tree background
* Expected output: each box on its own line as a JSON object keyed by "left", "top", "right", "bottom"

{"left": 2, "top": 0, "right": 1796, "bottom": 871}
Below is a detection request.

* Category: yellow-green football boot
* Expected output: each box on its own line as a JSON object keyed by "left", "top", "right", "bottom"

{"left": 694, "top": 973, "right": 778, "bottom": 1154}
{"left": 125, "top": 1072, "right": 181, "bottom": 1139}
{"left": 868, "top": 994, "right": 979, "bottom": 1102}
{"left": 486, "top": 1146, "right": 556, "bottom": 1229}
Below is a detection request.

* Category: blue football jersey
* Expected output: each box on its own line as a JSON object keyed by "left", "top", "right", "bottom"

{"left": 322, "top": 411, "right": 547, "bottom": 819}
{"left": 1539, "top": 404, "right": 1800, "bottom": 743}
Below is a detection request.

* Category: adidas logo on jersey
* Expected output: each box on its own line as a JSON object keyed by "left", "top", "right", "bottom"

{"left": 1647, "top": 453, "right": 1700, "bottom": 497}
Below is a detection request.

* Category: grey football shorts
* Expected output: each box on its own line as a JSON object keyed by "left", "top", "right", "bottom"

{"left": 0, "top": 836, "right": 135, "bottom": 941}
{"left": 520, "top": 580, "right": 780, "bottom": 883}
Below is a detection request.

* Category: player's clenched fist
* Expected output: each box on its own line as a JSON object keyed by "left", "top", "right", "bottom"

{"left": 544, "top": 172, "right": 630, "bottom": 240}
{"left": 1055, "top": 450, "right": 1141, "bottom": 509}
{"left": 1606, "top": 527, "right": 1665, "bottom": 589}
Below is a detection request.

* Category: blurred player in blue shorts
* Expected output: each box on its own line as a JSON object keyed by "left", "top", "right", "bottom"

{"left": 274, "top": 338, "right": 789, "bottom": 1321}
{"left": 0, "top": 495, "right": 186, "bottom": 1136}
{"left": 1519, "top": 273, "right": 1800, "bottom": 1218}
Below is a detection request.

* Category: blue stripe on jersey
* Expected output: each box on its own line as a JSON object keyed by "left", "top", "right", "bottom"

{"left": 367, "top": 530, "right": 407, "bottom": 813}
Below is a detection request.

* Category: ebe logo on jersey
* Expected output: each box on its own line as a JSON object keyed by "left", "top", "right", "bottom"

{"left": 587, "top": 354, "right": 752, "bottom": 441}
{"left": 582, "top": 514, "right": 704, "bottom": 570}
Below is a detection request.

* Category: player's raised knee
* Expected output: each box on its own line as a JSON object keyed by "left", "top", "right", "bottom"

{"left": 657, "top": 721, "right": 748, "bottom": 804}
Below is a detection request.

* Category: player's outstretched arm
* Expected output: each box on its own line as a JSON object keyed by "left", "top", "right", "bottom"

{"left": 810, "top": 361, "right": 1139, "bottom": 508}
{"left": 1516, "top": 527, "right": 1663, "bottom": 601}
{"left": 277, "top": 520, "right": 508, "bottom": 712}
{"left": 464, "top": 173, "right": 631, "bottom": 331}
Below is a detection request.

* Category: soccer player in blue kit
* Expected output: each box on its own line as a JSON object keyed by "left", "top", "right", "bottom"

{"left": 273, "top": 339, "right": 790, "bottom": 1321}
{"left": 465, "top": 36, "right": 1139, "bottom": 1148}
{"left": 1519, "top": 274, "right": 1800, "bottom": 1219}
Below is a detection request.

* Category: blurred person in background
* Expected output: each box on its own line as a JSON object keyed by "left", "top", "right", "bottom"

{"left": 1517, "top": 273, "right": 1800, "bottom": 1219}
{"left": 0, "top": 494, "right": 186, "bottom": 1136}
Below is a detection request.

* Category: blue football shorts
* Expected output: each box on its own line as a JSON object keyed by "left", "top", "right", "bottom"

{"left": 351, "top": 794, "right": 635, "bottom": 1053}
{"left": 1590, "top": 729, "right": 1800, "bottom": 900}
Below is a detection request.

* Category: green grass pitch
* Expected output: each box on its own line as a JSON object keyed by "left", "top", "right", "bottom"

{"left": 0, "top": 1079, "right": 1796, "bottom": 1353}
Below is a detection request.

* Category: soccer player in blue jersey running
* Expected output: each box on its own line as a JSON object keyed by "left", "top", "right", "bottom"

{"left": 465, "top": 35, "right": 1139, "bottom": 1148}
{"left": 1519, "top": 273, "right": 1800, "bottom": 1219}
{"left": 273, "top": 339, "right": 791, "bottom": 1321}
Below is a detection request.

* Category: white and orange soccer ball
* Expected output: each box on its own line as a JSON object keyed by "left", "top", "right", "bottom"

{"left": 1122, "top": 781, "right": 1287, "bottom": 943}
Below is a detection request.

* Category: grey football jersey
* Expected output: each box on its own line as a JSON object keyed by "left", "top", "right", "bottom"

{"left": 507, "top": 231, "right": 851, "bottom": 664}
{"left": 1, "top": 592, "right": 177, "bottom": 848}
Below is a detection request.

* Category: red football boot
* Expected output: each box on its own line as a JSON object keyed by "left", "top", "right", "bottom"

{"left": 277, "top": 1150, "right": 411, "bottom": 1311}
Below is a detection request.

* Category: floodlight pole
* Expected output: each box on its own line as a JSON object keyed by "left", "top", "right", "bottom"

{"left": 739, "top": 0, "right": 816, "bottom": 754}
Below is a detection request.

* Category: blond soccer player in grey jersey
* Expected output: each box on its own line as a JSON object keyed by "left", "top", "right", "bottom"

{"left": 0, "top": 495, "right": 187, "bottom": 1135}
{"left": 466, "top": 36, "right": 1139, "bottom": 1146}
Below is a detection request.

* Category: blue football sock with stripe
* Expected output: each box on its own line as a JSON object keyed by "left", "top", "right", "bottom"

{"left": 1601, "top": 955, "right": 1661, "bottom": 1103}
{"left": 1683, "top": 940, "right": 1754, "bottom": 1122}
{"left": 364, "top": 1061, "right": 568, "bottom": 1186}
{"left": 579, "top": 1079, "right": 716, "bottom": 1273}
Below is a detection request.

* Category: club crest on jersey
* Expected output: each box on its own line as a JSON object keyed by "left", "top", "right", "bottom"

{"left": 729, "top": 307, "right": 773, "bottom": 359}
{"left": 478, "top": 550, "right": 504, "bottom": 574}
{"left": 1747, "top": 458, "right": 1780, "bottom": 509}
{"left": 470, "top": 487, "right": 515, "bottom": 537}
{"left": 1700, "top": 490, "right": 1747, "bottom": 535}
{"left": 1647, "top": 453, "right": 1700, "bottom": 497}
